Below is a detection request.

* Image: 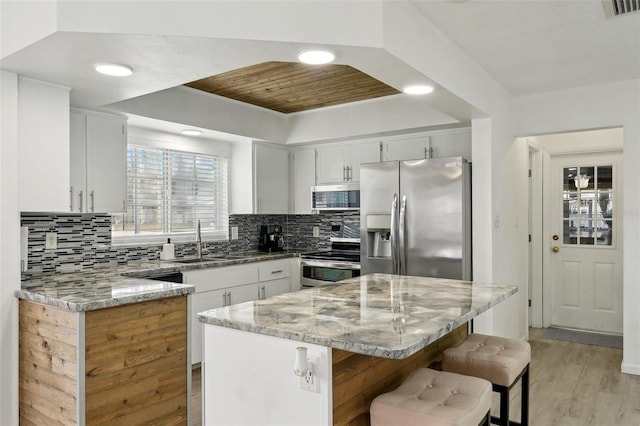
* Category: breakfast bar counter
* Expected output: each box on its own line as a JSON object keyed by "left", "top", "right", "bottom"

{"left": 198, "top": 273, "right": 517, "bottom": 425}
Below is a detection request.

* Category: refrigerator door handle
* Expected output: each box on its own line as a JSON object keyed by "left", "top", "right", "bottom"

{"left": 399, "top": 194, "right": 407, "bottom": 275}
{"left": 390, "top": 193, "right": 399, "bottom": 275}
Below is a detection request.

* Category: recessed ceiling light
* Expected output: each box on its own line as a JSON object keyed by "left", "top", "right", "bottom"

{"left": 403, "top": 85, "right": 435, "bottom": 95}
{"left": 181, "top": 129, "right": 203, "bottom": 136}
{"left": 297, "top": 50, "right": 335, "bottom": 65}
{"left": 95, "top": 63, "right": 134, "bottom": 77}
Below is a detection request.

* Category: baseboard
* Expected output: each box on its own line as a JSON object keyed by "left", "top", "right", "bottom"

{"left": 621, "top": 361, "right": 640, "bottom": 376}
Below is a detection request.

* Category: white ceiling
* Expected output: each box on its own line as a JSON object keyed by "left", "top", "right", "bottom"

{"left": 2, "top": 1, "right": 639, "bottom": 141}
{"left": 411, "top": 0, "right": 640, "bottom": 96}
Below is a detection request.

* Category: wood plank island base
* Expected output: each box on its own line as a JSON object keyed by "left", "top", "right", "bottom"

{"left": 17, "top": 272, "right": 194, "bottom": 425}
{"left": 198, "top": 273, "right": 517, "bottom": 426}
{"left": 332, "top": 325, "right": 467, "bottom": 425}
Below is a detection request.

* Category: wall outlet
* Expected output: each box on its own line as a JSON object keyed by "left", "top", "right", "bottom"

{"left": 45, "top": 232, "right": 57, "bottom": 250}
{"left": 231, "top": 226, "right": 238, "bottom": 240}
{"left": 312, "top": 226, "right": 320, "bottom": 238}
{"left": 300, "top": 363, "right": 320, "bottom": 393}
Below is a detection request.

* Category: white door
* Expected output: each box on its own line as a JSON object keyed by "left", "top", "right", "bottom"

{"left": 254, "top": 143, "right": 289, "bottom": 214}
{"left": 85, "top": 113, "right": 127, "bottom": 213}
{"left": 346, "top": 142, "right": 380, "bottom": 182}
{"left": 550, "top": 152, "right": 622, "bottom": 334}
{"left": 291, "top": 148, "right": 316, "bottom": 214}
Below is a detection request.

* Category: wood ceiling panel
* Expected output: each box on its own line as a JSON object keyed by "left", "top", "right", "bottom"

{"left": 184, "top": 61, "right": 400, "bottom": 114}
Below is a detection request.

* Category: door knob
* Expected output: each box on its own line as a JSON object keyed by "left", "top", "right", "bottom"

{"left": 552, "top": 246, "right": 560, "bottom": 253}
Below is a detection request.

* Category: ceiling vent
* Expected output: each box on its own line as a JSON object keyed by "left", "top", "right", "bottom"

{"left": 603, "top": 0, "right": 640, "bottom": 17}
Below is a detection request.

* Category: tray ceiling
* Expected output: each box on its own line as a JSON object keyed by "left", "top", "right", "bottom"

{"left": 184, "top": 61, "right": 401, "bottom": 114}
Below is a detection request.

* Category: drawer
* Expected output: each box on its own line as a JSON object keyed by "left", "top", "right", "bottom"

{"left": 184, "top": 264, "right": 259, "bottom": 293}
{"left": 258, "top": 259, "right": 290, "bottom": 282}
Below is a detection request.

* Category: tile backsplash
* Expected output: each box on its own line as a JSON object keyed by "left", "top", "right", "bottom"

{"left": 20, "top": 211, "right": 360, "bottom": 279}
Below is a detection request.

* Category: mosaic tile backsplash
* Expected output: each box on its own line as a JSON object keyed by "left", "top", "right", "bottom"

{"left": 20, "top": 211, "right": 360, "bottom": 279}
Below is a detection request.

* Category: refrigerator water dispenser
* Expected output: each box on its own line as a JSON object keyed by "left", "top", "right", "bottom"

{"left": 366, "top": 214, "right": 392, "bottom": 258}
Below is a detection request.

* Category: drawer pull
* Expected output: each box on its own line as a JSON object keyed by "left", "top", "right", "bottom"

{"left": 271, "top": 270, "right": 284, "bottom": 274}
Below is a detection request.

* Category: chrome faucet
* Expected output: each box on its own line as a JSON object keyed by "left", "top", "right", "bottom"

{"left": 196, "top": 220, "right": 202, "bottom": 259}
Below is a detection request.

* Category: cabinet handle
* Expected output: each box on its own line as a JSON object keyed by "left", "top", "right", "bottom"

{"left": 348, "top": 166, "right": 352, "bottom": 181}
{"left": 70, "top": 186, "right": 74, "bottom": 211}
{"left": 78, "top": 190, "right": 83, "bottom": 212}
{"left": 222, "top": 292, "right": 227, "bottom": 307}
{"left": 90, "top": 190, "right": 95, "bottom": 212}
{"left": 261, "top": 285, "right": 266, "bottom": 300}
{"left": 227, "top": 291, "right": 231, "bottom": 306}
{"left": 271, "top": 270, "right": 283, "bottom": 274}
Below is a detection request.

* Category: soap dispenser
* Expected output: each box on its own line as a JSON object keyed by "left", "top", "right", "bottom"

{"left": 160, "top": 238, "right": 175, "bottom": 260}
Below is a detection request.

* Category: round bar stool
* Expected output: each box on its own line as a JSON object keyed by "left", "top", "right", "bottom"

{"left": 370, "top": 368, "right": 492, "bottom": 426}
{"left": 442, "top": 334, "right": 530, "bottom": 426}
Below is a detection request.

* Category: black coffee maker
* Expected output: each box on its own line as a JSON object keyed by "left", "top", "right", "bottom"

{"left": 258, "top": 225, "right": 283, "bottom": 252}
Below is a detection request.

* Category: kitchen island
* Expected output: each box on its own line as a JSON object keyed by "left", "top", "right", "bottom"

{"left": 197, "top": 273, "right": 517, "bottom": 425}
{"left": 16, "top": 272, "right": 194, "bottom": 425}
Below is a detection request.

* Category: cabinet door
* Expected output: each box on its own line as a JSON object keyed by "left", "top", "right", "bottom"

{"left": 347, "top": 142, "right": 380, "bottom": 182}
{"left": 227, "top": 283, "right": 259, "bottom": 306}
{"left": 258, "top": 259, "right": 290, "bottom": 282}
{"left": 430, "top": 129, "right": 472, "bottom": 160}
{"left": 291, "top": 149, "right": 316, "bottom": 214}
{"left": 69, "top": 111, "right": 86, "bottom": 212}
{"left": 259, "top": 278, "right": 291, "bottom": 299}
{"left": 85, "top": 114, "right": 127, "bottom": 212}
{"left": 183, "top": 264, "right": 259, "bottom": 293}
{"left": 191, "top": 289, "right": 227, "bottom": 364}
{"left": 254, "top": 143, "right": 289, "bottom": 214}
{"left": 384, "top": 135, "right": 428, "bottom": 161}
{"left": 316, "top": 146, "right": 347, "bottom": 184}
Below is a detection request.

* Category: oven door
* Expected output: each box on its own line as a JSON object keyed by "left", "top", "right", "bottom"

{"left": 300, "top": 259, "right": 361, "bottom": 287}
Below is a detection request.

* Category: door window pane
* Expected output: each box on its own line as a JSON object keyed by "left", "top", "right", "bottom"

{"left": 562, "top": 164, "right": 614, "bottom": 247}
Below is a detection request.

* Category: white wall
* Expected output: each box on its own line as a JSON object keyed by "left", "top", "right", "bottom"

{"left": 530, "top": 127, "right": 624, "bottom": 155}
{"left": 515, "top": 78, "right": 640, "bottom": 373}
{"left": 0, "top": 70, "right": 20, "bottom": 426}
{"left": 128, "top": 125, "right": 233, "bottom": 158}
{"left": 381, "top": 1, "right": 528, "bottom": 340}
{"left": 112, "top": 87, "right": 288, "bottom": 144}
{"left": 18, "top": 77, "right": 70, "bottom": 211}
{"left": 285, "top": 95, "right": 459, "bottom": 144}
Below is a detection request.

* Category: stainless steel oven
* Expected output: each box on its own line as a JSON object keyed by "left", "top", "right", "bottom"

{"left": 300, "top": 240, "right": 360, "bottom": 287}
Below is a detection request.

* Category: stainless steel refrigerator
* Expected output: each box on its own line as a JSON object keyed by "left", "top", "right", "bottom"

{"left": 360, "top": 157, "right": 471, "bottom": 279}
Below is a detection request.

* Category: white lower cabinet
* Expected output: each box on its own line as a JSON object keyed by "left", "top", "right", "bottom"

{"left": 185, "top": 258, "right": 293, "bottom": 364}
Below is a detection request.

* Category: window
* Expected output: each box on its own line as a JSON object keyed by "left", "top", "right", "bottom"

{"left": 562, "top": 165, "right": 613, "bottom": 246}
{"left": 111, "top": 145, "right": 228, "bottom": 242}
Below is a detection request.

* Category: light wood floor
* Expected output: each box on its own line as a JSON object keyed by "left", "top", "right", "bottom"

{"left": 190, "top": 328, "right": 640, "bottom": 425}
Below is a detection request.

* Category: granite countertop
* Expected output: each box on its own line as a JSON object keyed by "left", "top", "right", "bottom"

{"left": 197, "top": 273, "right": 518, "bottom": 359}
{"left": 17, "top": 251, "right": 299, "bottom": 312}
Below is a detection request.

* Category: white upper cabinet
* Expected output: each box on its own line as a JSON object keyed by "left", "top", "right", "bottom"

{"left": 429, "top": 128, "right": 472, "bottom": 160}
{"left": 316, "top": 141, "right": 380, "bottom": 184}
{"left": 347, "top": 142, "right": 381, "bottom": 182}
{"left": 70, "top": 109, "right": 127, "bottom": 213}
{"left": 290, "top": 148, "right": 316, "bottom": 214}
{"left": 18, "top": 78, "right": 71, "bottom": 212}
{"left": 382, "top": 128, "right": 472, "bottom": 162}
{"left": 383, "top": 135, "right": 429, "bottom": 161}
{"left": 254, "top": 142, "right": 289, "bottom": 214}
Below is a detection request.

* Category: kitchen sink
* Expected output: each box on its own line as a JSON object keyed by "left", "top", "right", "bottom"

{"left": 173, "top": 257, "right": 228, "bottom": 264}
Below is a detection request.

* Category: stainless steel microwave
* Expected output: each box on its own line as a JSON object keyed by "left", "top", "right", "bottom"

{"left": 311, "top": 183, "right": 360, "bottom": 212}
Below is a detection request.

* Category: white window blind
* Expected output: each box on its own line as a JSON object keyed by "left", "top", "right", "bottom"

{"left": 112, "top": 145, "right": 228, "bottom": 241}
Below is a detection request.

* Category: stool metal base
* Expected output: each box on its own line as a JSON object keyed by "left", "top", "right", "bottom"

{"left": 490, "top": 363, "right": 530, "bottom": 426}
{"left": 480, "top": 411, "right": 491, "bottom": 426}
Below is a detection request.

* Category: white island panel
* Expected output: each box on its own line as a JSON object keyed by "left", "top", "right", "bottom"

{"left": 203, "top": 325, "right": 332, "bottom": 426}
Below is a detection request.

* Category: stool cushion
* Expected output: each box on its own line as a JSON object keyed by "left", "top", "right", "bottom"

{"left": 442, "top": 334, "right": 531, "bottom": 387}
{"left": 370, "top": 368, "right": 492, "bottom": 426}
